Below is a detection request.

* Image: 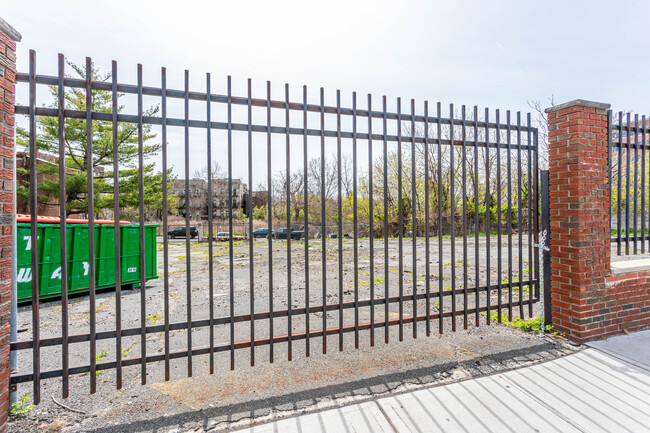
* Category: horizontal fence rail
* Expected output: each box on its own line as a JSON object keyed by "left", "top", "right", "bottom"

{"left": 12, "top": 50, "right": 541, "bottom": 404}
{"left": 609, "top": 110, "right": 650, "bottom": 255}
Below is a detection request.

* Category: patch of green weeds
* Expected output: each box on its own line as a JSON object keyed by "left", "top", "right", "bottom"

{"left": 490, "top": 313, "right": 554, "bottom": 334}
{"left": 81, "top": 350, "right": 108, "bottom": 377}
{"left": 10, "top": 393, "right": 33, "bottom": 417}
{"left": 146, "top": 312, "right": 163, "bottom": 325}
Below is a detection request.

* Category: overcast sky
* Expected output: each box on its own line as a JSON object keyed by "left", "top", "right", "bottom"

{"left": 4, "top": 0, "right": 650, "bottom": 186}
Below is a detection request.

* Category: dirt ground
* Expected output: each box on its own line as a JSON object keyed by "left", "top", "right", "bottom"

{"left": 9, "top": 234, "right": 576, "bottom": 433}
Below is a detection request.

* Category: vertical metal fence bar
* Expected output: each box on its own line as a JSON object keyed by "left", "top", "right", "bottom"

{"left": 484, "top": 108, "right": 491, "bottom": 325}
{"left": 506, "top": 110, "right": 513, "bottom": 321}
{"left": 461, "top": 106, "right": 468, "bottom": 330}
{"left": 183, "top": 69, "right": 192, "bottom": 376}
{"left": 28, "top": 49, "right": 40, "bottom": 404}
{"left": 206, "top": 73, "right": 214, "bottom": 373}
{"left": 527, "top": 113, "right": 533, "bottom": 317}
{"left": 495, "top": 109, "right": 502, "bottom": 322}
{"left": 57, "top": 53, "right": 69, "bottom": 398}
{"left": 336, "top": 89, "right": 343, "bottom": 351}
{"left": 516, "top": 112, "right": 523, "bottom": 319}
{"left": 437, "top": 102, "right": 443, "bottom": 334}
{"left": 111, "top": 60, "right": 122, "bottom": 390}
{"left": 607, "top": 109, "right": 612, "bottom": 254}
{"left": 227, "top": 76, "right": 235, "bottom": 370}
{"left": 319, "top": 87, "right": 326, "bottom": 354}
{"left": 352, "top": 92, "right": 359, "bottom": 348}
{"left": 410, "top": 99, "right": 417, "bottom": 339}
{"left": 303, "top": 85, "right": 310, "bottom": 357}
{"left": 161, "top": 67, "right": 170, "bottom": 380}
{"left": 284, "top": 83, "right": 292, "bottom": 360}
{"left": 642, "top": 115, "right": 647, "bottom": 253}
{"left": 541, "top": 170, "right": 551, "bottom": 325}
{"left": 397, "top": 97, "right": 403, "bottom": 341}
{"left": 424, "top": 101, "right": 431, "bottom": 336}
{"left": 267, "top": 81, "right": 275, "bottom": 362}
{"left": 533, "top": 130, "right": 540, "bottom": 299}
{"left": 634, "top": 114, "right": 639, "bottom": 254}
{"left": 626, "top": 113, "right": 631, "bottom": 254}
{"left": 617, "top": 112, "right": 622, "bottom": 256}
{"left": 85, "top": 57, "right": 97, "bottom": 394}
{"left": 368, "top": 94, "right": 375, "bottom": 346}
{"left": 473, "top": 106, "right": 480, "bottom": 327}
{"left": 449, "top": 104, "right": 456, "bottom": 332}
{"left": 247, "top": 76, "right": 256, "bottom": 348}
{"left": 383, "top": 96, "right": 389, "bottom": 344}
{"left": 137, "top": 64, "right": 147, "bottom": 385}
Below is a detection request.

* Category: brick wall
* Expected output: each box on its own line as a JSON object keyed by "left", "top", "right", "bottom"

{"left": 546, "top": 99, "right": 650, "bottom": 342}
{"left": 0, "top": 17, "right": 19, "bottom": 433}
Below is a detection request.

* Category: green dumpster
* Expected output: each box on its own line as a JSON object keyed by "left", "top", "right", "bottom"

{"left": 16, "top": 222, "right": 158, "bottom": 303}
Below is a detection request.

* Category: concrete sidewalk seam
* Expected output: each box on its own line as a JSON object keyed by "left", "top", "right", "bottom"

{"left": 373, "top": 400, "right": 399, "bottom": 433}
{"left": 500, "top": 369, "right": 590, "bottom": 433}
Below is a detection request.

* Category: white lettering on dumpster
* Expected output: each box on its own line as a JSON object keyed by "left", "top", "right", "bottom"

{"left": 17, "top": 268, "right": 31, "bottom": 283}
{"left": 51, "top": 266, "right": 61, "bottom": 280}
{"left": 23, "top": 235, "right": 40, "bottom": 251}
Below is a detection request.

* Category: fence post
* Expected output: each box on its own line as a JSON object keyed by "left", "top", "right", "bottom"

{"left": 540, "top": 170, "right": 551, "bottom": 326}
{"left": 0, "top": 17, "right": 20, "bottom": 431}
{"left": 545, "top": 99, "right": 612, "bottom": 342}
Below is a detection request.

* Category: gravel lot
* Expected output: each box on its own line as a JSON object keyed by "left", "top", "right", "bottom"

{"left": 9, "top": 234, "right": 578, "bottom": 432}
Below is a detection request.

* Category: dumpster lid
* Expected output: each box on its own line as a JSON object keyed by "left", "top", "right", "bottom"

{"left": 16, "top": 214, "right": 132, "bottom": 225}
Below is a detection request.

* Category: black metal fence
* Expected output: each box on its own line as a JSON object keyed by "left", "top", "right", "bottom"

{"left": 12, "top": 50, "right": 542, "bottom": 404}
{"left": 609, "top": 111, "right": 650, "bottom": 255}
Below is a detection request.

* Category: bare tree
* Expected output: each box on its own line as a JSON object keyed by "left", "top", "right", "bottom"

{"left": 527, "top": 96, "right": 555, "bottom": 169}
{"left": 192, "top": 161, "right": 225, "bottom": 180}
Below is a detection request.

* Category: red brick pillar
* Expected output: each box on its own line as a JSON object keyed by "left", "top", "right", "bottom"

{"left": 545, "top": 100, "right": 616, "bottom": 343}
{"left": 0, "top": 17, "right": 20, "bottom": 432}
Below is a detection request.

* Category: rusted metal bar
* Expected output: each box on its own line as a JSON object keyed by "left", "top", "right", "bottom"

{"left": 184, "top": 69, "right": 192, "bottom": 377}
{"left": 10, "top": 296, "right": 539, "bottom": 385}
{"left": 397, "top": 97, "right": 403, "bottom": 342}
{"left": 337, "top": 90, "right": 343, "bottom": 352}
{"left": 28, "top": 49, "right": 41, "bottom": 404}
{"left": 161, "top": 66, "right": 170, "bottom": 380}
{"left": 227, "top": 76, "right": 235, "bottom": 370}
{"left": 11, "top": 279, "right": 537, "bottom": 352}
{"left": 86, "top": 57, "right": 97, "bottom": 394}
{"left": 137, "top": 63, "right": 147, "bottom": 385}
{"left": 57, "top": 53, "right": 69, "bottom": 398}
{"left": 485, "top": 108, "right": 491, "bottom": 325}
{"left": 111, "top": 59, "right": 122, "bottom": 390}
{"left": 267, "top": 81, "right": 274, "bottom": 362}
{"left": 285, "top": 83, "right": 292, "bottom": 361}
{"left": 449, "top": 104, "right": 456, "bottom": 332}
{"left": 206, "top": 72, "right": 215, "bottom": 373}
{"left": 461, "top": 105, "right": 468, "bottom": 330}
{"left": 424, "top": 101, "right": 431, "bottom": 336}
{"left": 320, "top": 87, "right": 327, "bottom": 354}
{"left": 368, "top": 93, "right": 375, "bottom": 346}
{"left": 352, "top": 92, "right": 359, "bottom": 349}
{"left": 410, "top": 99, "right": 417, "bottom": 339}
{"left": 382, "top": 96, "right": 389, "bottom": 344}
{"left": 248, "top": 79, "right": 255, "bottom": 365}
{"left": 303, "top": 85, "right": 310, "bottom": 357}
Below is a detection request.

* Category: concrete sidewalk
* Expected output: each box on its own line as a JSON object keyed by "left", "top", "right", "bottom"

{"left": 235, "top": 330, "right": 650, "bottom": 433}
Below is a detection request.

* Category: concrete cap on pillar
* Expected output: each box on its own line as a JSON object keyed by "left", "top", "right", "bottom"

{"left": 545, "top": 99, "right": 611, "bottom": 114}
{"left": 0, "top": 17, "right": 21, "bottom": 42}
